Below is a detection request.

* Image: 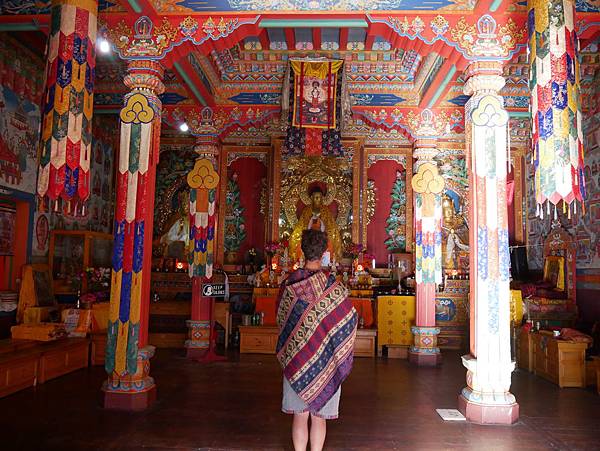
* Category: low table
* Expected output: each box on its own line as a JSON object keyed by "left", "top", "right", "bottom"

{"left": 239, "top": 326, "right": 377, "bottom": 357}
{"left": 354, "top": 329, "right": 376, "bottom": 357}
{"left": 239, "top": 326, "right": 278, "bottom": 354}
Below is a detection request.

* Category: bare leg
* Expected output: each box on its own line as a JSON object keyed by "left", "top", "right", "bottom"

{"left": 292, "top": 412, "right": 309, "bottom": 451}
{"left": 309, "top": 414, "right": 327, "bottom": 451}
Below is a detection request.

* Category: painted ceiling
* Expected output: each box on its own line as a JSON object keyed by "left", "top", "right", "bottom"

{"left": 2, "top": 0, "right": 600, "bottom": 145}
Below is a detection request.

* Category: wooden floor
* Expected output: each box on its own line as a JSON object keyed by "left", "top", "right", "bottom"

{"left": 1, "top": 349, "right": 599, "bottom": 451}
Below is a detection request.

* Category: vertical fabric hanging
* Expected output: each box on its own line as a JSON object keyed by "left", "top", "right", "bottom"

{"left": 37, "top": 0, "right": 98, "bottom": 213}
{"left": 187, "top": 159, "right": 220, "bottom": 279}
{"left": 412, "top": 163, "right": 444, "bottom": 286}
{"left": 528, "top": 0, "right": 585, "bottom": 215}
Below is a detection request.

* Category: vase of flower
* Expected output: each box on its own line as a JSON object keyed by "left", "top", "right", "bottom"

{"left": 225, "top": 251, "right": 238, "bottom": 265}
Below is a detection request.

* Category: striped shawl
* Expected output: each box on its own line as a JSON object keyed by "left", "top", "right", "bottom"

{"left": 276, "top": 270, "right": 357, "bottom": 412}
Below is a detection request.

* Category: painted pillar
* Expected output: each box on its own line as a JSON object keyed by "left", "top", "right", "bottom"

{"left": 103, "top": 60, "right": 164, "bottom": 411}
{"left": 37, "top": 0, "right": 98, "bottom": 213}
{"left": 458, "top": 59, "right": 518, "bottom": 424}
{"left": 185, "top": 129, "right": 222, "bottom": 360}
{"left": 409, "top": 110, "right": 444, "bottom": 366}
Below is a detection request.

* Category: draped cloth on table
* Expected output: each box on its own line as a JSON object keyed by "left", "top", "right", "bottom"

{"left": 276, "top": 270, "right": 357, "bottom": 412}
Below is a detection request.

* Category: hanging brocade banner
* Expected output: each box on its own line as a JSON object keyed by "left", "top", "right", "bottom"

{"left": 528, "top": 0, "right": 586, "bottom": 216}
{"left": 412, "top": 163, "right": 444, "bottom": 285}
{"left": 187, "top": 159, "right": 220, "bottom": 279}
{"left": 37, "top": 0, "right": 98, "bottom": 213}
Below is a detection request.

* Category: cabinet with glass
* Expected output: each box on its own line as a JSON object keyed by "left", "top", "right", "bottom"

{"left": 48, "top": 230, "right": 113, "bottom": 296}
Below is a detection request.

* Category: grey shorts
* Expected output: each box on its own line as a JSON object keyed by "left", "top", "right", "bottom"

{"left": 282, "top": 378, "right": 341, "bottom": 420}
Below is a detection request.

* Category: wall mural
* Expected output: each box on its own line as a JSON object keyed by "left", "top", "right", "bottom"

{"left": 0, "top": 34, "right": 43, "bottom": 195}
{"left": 224, "top": 173, "right": 247, "bottom": 260}
{"left": 384, "top": 169, "right": 407, "bottom": 252}
{"left": 154, "top": 146, "right": 197, "bottom": 240}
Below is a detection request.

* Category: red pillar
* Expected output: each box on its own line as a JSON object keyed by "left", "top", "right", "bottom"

{"left": 103, "top": 60, "right": 164, "bottom": 410}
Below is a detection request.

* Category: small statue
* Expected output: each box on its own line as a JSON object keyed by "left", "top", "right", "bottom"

{"left": 342, "top": 271, "right": 349, "bottom": 286}
{"left": 256, "top": 264, "right": 268, "bottom": 287}
{"left": 278, "top": 270, "right": 287, "bottom": 286}
{"left": 281, "top": 247, "right": 290, "bottom": 272}
{"left": 269, "top": 270, "right": 276, "bottom": 285}
{"left": 331, "top": 258, "right": 338, "bottom": 275}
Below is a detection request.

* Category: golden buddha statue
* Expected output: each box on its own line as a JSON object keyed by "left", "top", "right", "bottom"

{"left": 289, "top": 186, "right": 342, "bottom": 261}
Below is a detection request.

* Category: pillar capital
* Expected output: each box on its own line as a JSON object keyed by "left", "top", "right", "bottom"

{"left": 463, "top": 61, "right": 505, "bottom": 96}
{"left": 413, "top": 141, "right": 438, "bottom": 168}
{"left": 124, "top": 60, "right": 165, "bottom": 95}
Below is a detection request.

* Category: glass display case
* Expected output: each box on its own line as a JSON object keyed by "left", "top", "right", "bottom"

{"left": 49, "top": 230, "right": 113, "bottom": 295}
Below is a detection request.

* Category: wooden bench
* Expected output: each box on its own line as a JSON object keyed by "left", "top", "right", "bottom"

{"left": 0, "top": 338, "right": 89, "bottom": 398}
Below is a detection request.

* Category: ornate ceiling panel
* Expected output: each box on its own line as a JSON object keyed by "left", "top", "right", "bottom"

{"left": 148, "top": 0, "right": 477, "bottom": 13}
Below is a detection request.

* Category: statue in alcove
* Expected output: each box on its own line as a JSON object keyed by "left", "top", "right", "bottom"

{"left": 159, "top": 189, "right": 190, "bottom": 259}
{"left": 280, "top": 156, "right": 352, "bottom": 262}
{"left": 441, "top": 193, "right": 469, "bottom": 271}
{"left": 289, "top": 184, "right": 343, "bottom": 261}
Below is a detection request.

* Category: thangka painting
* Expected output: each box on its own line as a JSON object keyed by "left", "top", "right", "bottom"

{"left": 0, "top": 205, "right": 15, "bottom": 255}
{"left": 291, "top": 60, "right": 343, "bottom": 129}
{"left": 284, "top": 61, "right": 344, "bottom": 158}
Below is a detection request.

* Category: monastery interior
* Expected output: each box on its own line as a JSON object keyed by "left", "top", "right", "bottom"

{"left": 0, "top": 0, "right": 599, "bottom": 448}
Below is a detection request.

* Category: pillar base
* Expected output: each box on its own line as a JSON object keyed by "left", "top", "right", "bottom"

{"left": 458, "top": 391, "right": 519, "bottom": 425}
{"left": 185, "top": 320, "right": 210, "bottom": 356}
{"left": 409, "top": 326, "right": 441, "bottom": 366}
{"left": 103, "top": 385, "right": 156, "bottom": 411}
{"left": 408, "top": 349, "right": 442, "bottom": 366}
{"left": 102, "top": 346, "right": 156, "bottom": 411}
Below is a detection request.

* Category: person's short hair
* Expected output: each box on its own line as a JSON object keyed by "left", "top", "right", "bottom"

{"left": 301, "top": 230, "right": 328, "bottom": 262}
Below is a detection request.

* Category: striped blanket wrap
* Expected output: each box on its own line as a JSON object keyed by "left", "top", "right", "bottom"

{"left": 276, "top": 270, "right": 357, "bottom": 412}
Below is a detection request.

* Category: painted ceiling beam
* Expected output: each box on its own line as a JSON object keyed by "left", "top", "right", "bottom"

{"left": 365, "top": 33, "right": 376, "bottom": 51}
{"left": 285, "top": 28, "right": 295, "bottom": 51}
{"left": 419, "top": 50, "right": 461, "bottom": 108}
{"left": 426, "top": 65, "right": 456, "bottom": 109}
{"left": 257, "top": 29, "right": 270, "bottom": 50}
{"left": 126, "top": 0, "right": 143, "bottom": 13}
{"left": 259, "top": 19, "right": 368, "bottom": 28}
{"left": 173, "top": 60, "right": 213, "bottom": 107}
{"left": 339, "top": 28, "right": 349, "bottom": 50}
{"left": 312, "top": 28, "right": 321, "bottom": 51}
{"left": 489, "top": 0, "right": 504, "bottom": 12}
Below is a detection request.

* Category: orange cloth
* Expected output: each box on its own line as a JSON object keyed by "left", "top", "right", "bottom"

{"left": 350, "top": 298, "right": 374, "bottom": 328}
{"left": 255, "top": 296, "right": 277, "bottom": 326}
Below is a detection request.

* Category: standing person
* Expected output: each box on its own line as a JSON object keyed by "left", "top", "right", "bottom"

{"left": 276, "top": 230, "right": 357, "bottom": 451}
